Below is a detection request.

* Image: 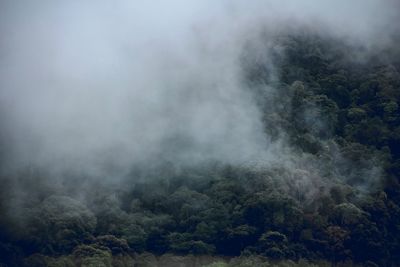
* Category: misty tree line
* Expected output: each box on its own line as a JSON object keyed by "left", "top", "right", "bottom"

{"left": 1, "top": 32, "right": 400, "bottom": 267}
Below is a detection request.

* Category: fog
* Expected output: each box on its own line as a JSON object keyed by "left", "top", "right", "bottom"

{"left": 0, "top": 0, "right": 398, "bottom": 182}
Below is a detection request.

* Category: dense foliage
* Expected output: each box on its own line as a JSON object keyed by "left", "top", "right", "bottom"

{"left": 1, "top": 32, "right": 400, "bottom": 267}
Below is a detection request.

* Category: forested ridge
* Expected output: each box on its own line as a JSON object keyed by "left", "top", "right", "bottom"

{"left": 1, "top": 31, "right": 400, "bottom": 267}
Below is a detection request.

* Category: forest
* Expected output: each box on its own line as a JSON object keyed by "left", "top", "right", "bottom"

{"left": 1, "top": 30, "right": 400, "bottom": 267}
{"left": 1, "top": 2, "right": 400, "bottom": 267}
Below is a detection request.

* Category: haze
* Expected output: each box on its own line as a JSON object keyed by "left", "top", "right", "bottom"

{"left": 0, "top": 0, "right": 398, "bottom": 179}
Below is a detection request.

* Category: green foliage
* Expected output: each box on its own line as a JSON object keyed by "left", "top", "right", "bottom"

{"left": 95, "top": 235, "right": 130, "bottom": 255}
{"left": 17, "top": 196, "right": 96, "bottom": 254}
{"left": 203, "top": 262, "right": 229, "bottom": 267}
{"left": 167, "top": 232, "right": 216, "bottom": 254}
{"left": 2, "top": 30, "right": 400, "bottom": 267}
{"left": 73, "top": 245, "right": 112, "bottom": 267}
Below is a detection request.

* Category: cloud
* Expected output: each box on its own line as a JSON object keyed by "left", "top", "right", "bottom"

{"left": 0, "top": 0, "right": 397, "bottom": 181}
